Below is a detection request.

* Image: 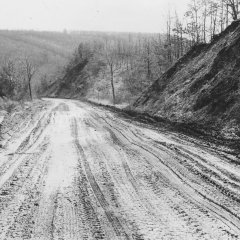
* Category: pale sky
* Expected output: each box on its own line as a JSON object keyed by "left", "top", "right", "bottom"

{"left": 0, "top": 0, "right": 189, "bottom": 33}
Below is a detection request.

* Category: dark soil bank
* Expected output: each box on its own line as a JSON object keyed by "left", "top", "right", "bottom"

{"left": 129, "top": 20, "right": 240, "bottom": 141}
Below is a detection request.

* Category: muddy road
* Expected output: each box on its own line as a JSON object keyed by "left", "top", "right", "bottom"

{"left": 0, "top": 98, "right": 240, "bottom": 240}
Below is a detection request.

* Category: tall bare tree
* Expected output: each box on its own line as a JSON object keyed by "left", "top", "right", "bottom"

{"left": 166, "top": 10, "right": 173, "bottom": 63}
{"left": 101, "top": 40, "right": 122, "bottom": 105}
{"left": 23, "top": 58, "right": 37, "bottom": 100}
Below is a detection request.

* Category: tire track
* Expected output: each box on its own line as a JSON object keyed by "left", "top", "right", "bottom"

{"left": 0, "top": 138, "right": 49, "bottom": 239}
{"left": 1, "top": 98, "right": 240, "bottom": 239}
{"left": 71, "top": 117, "right": 132, "bottom": 240}
{"left": 90, "top": 108, "right": 240, "bottom": 237}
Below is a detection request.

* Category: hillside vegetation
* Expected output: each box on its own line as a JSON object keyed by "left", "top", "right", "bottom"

{"left": 130, "top": 20, "right": 240, "bottom": 139}
{"left": 45, "top": 32, "right": 192, "bottom": 104}
{"left": 0, "top": 30, "right": 128, "bottom": 99}
{"left": 0, "top": 30, "right": 80, "bottom": 86}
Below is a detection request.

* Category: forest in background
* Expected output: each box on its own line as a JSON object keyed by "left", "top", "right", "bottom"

{"left": 0, "top": 0, "right": 239, "bottom": 107}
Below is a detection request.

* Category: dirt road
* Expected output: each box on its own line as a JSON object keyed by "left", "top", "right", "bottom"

{"left": 0, "top": 98, "right": 240, "bottom": 240}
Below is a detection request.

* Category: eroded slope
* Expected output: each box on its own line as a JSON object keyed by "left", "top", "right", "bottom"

{"left": 131, "top": 20, "right": 240, "bottom": 139}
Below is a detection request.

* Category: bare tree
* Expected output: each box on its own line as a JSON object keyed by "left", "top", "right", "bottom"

{"left": 166, "top": 10, "right": 173, "bottom": 63}
{"left": 23, "top": 58, "right": 37, "bottom": 100}
{"left": 185, "top": 0, "right": 202, "bottom": 43}
{"left": 224, "top": 0, "right": 240, "bottom": 20}
{"left": 201, "top": 0, "right": 208, "bottom": 42}
{"left": 220, "top": 0, "right": 225, "bottom": 31}
{"left": 209, "top": 1, "right": 219, "bottom": 39}
{"left": 143, "top": 38, "right": 152, "bottom": 78}
{"left": 101, "top": 40, "right": 122, "bottom": 105}
{"left": 172, "top": 12, "right": 185, "bottom": 56}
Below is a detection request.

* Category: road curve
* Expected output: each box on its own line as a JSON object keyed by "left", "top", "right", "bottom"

{"left": 0, "top": 98, "right": 240, "bottom": 240}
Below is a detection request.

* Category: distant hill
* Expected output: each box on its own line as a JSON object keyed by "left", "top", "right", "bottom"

{"left": 0, "top": 30, "right": 85, "bottom": 94}
{"left": 0, "top": 29, "right": 159, "bottom": 64}
{"left": 130, "top": 20, "right": 240, "bottom": 139}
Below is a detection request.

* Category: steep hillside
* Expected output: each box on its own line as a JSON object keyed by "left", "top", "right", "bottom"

{"left": 45, "top": 59, "right": 89, "bottom": 98}
{"left": 130, "top": 20, "right": 240, "bottom": 139}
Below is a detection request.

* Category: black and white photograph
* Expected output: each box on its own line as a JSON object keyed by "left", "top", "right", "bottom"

{"left": 0, "top": 0, "right": 240, "bottom": 239}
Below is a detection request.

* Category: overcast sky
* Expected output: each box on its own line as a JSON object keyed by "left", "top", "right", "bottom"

{"left": 0, "top": 0, "right": 189, "bottom": 33}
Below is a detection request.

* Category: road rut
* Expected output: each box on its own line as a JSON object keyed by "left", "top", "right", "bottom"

{"left": 0, "top": 98, "right": 240, "bottom": 239}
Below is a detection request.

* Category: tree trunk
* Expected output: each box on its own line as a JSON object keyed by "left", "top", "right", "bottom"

{"left": 212, "top": 8, "right": 218, "bottom": 37}
{"left": 110, "top": 65, "right": 116, "bottom": 105}
{"left": 28, "top": 80, "right": 32, "bottom": 100}
{"left": 231, "top": 2, "right": 238, "bottom": 20}
{"left": 167, "top": 15, "right": 172, "bottom": 64}
{"left": 221, "top": 0, "right": 224, "bottom": 31}
{"left": 226, "top": 4, "right": 229, "bottom": 26}
{"left": 210, "top": 4, "right": 213, "bottom": 40}
{"left": 203, "top": 2, "right": 207, "bottom": 43}
{"left": 147, "top": 42, "right": 151, "bottom": 78}
{"left": 180, "top": 30, "right": 183, "bottom": 56}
